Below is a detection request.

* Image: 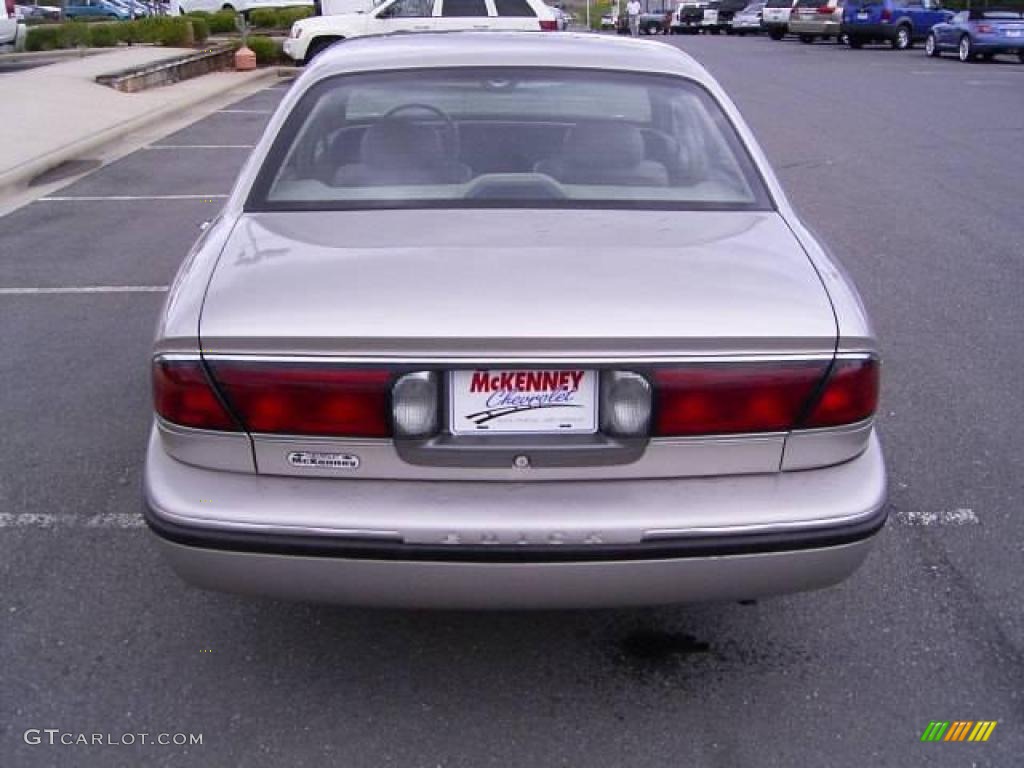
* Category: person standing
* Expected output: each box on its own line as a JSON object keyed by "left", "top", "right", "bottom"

{"left": 626, "top": 0, "right": 642, "bottom": 36}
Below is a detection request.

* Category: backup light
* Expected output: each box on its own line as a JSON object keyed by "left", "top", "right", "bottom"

{"left": 392, "top": 372, "right": 439, "bottom": 438}
{"left": 600, "top": 371, "right": 652, "bottom": 438}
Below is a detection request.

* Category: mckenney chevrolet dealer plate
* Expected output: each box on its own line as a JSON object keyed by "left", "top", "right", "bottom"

{"left": 449, "top": 370, "right": 597, "bottom": 435}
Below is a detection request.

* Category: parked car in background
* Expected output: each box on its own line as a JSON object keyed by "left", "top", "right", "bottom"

{"left": 14, "top": 2, "right": 61, "bottom": 20}
{"left": 670, "top": 0, "right": 711, "bottom": 33}
{"left": 318, "top": 0, "right": 375, "bottom": 14}
{"left": 109, "top": 0, "right": 151, "bottom": 16}
{"left": 64, "top": 0, "right": 131, "bottom": 19}
{"left": 600, "top": 11, "right": 617, "bottom": 28}
{"left": 285, "top": 0, "right": 558, "bottom": 64}
{"left": 926, "top": 7, "right": 1024, "bottom": 62}
{"left": 707, "top": 0, "right": 747, "bottom": 32}
{"left": 843, "top": 0, "right": 950, "bottom": 50}
{"left": 616, "top": 0, "right": 673, "bottom": 34}
{"left": 145, "top": 32, "right": 886, "bottom": 610}
{"left": 762, "top": 0, "right": 797, "bottom": 39}
{"left": 788, "top": 0, "right": 844, "bottom": 42}
{"left": 1, "top": 0, "right": 22, "bottom": 50}
{"left": 699, "top": 0, "right": 719, "bottom": 31}
{"left": 172, "top": 0, "right": 313, "bottom": 14}
{"left": 730, "top": 1, "right": 764, "bottom": 33}
{"left": 546, "top": 4, "right": 568, "bottom": 29}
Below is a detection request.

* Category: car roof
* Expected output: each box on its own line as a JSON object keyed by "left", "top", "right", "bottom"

{"left": 306, "top": 32, "right": 712, "bottom": 85}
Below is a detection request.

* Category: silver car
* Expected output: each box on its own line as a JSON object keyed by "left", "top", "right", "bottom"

{"left": 145, "top": 32, "right": 885, "bottom": 609}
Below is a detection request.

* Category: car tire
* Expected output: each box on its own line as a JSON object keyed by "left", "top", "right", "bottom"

{"left": 958, "top": 34, "right": 974, "bottom": 62}
{"left": 769, "top": 28, "right": 784, "bottom": 40}
{"left": 645, "top": 22, "right": 659, "bottom": 35}
{"left": 925, "top": 32, "right": 940, "bottom": 57}
{"left": 1018, "top": 51, "right": 1024, "bottom": 63}
{"left": 847, "top": 34, "right": 863, "bottom": 48}
{"left": 799, "top": 34, "right": 815, "bottom": 44}
{"left": 892, "top": 25, "right": 912, "bottom": 50}
{"left": 221, "top": 3, "right": 234, "bottom": 10}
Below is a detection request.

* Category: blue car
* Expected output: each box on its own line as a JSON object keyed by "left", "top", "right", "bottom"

{"left": 926, "top": 8, "right": 1024, "bottom": 62}
{"left": 842, "top": 0, "right": 951, "bottom": 50}
{"left": 63, "top": 0, "right": 130, "bottom": 19}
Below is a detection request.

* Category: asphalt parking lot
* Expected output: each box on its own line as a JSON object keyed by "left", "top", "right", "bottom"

{"left": 2, "top": 33, "right": 1022, "bottom": 767}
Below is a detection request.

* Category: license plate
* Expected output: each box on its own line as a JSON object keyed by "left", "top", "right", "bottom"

{"left": 857, "top": 12, "right": 868, "bottom": 19}
{"left": 1007, "top": 30, "right": 1022, "bottom": 37}
{"left": 449, "top": 369, "right": 597, "bottom": 435}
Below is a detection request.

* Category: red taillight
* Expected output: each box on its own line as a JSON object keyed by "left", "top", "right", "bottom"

{"left": 208, "top": 362, "right": 392, "bottom": 438}
{"left": 652, "top": 357, "right": 878, "bottom": 437}
{"left": 802, "top": 357, "right": 879, "bottom": 428}
{"left": 5, "top": 0, "right": 14, "bottom": 15}
{"left": 539, "top": 19, "right": 558, "bottom": 30}
{"left": 653, "top": 362, "right": 828, "bottom": 437}
{"left": 817, "top": 5, "right": 831, "bottom": 13}
{"left": 976, "top": 23, "right": 993, "bottom": 33}
{"left": 880, "top": 7, "right": 892, "bottom": 20}
{"left": 153, "top": 359, "right": 238, "bottom": 431}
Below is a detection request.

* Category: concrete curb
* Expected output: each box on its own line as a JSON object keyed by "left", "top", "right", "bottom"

{"left": 0, "top": 67, "right": 278, "bottom": 197}
{"left": 0, "top": 47, "right": 111, "bottom": 64}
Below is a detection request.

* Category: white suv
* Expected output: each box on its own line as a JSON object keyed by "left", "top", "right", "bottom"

{"left": 284, "top": 0, "right": 558, "bottom": 64}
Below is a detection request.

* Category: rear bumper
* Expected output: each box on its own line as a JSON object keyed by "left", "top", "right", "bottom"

{"left": 789, "top": 19, "right": 840, "bottom": 36}
{"left": 153, "top": 537, "right": 878, "bottom": 609}
{"left": 144, "top": 430, "right": 887, "bottom": 608}
{"left": 971, "top": 39, "right": 1024, "bottom": 53}
{"left": 841, "top": 22, "right": 896, "bottom": 40}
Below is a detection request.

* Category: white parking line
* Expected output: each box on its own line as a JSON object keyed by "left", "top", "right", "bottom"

{"left": 894, "top": 508, "right": 979, "bottom": 526}
{"left": 0, "top": 513, "right": 145, "bottom": 529}
{"left": 0, "top": 286, "right": 168, "bottom": 295}
{"left": 38, "top": 195, "right": 228, "bottom": 202}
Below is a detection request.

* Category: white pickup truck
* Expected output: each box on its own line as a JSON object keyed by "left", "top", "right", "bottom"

{"left": 2, "top": 0, "right": 27, "bottom": 50}
{"left": 285, "top": 0, "right": 557, "bottom": 64}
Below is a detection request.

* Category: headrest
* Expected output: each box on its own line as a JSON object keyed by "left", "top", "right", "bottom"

{"left": 563, "top": 123, "right": 645, "bottom": 169}
{"left": 361, "top": 120, "right": 443, "bottom": 169}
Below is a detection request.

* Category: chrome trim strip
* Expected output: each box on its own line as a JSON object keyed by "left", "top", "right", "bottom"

{"left": 149, "top": 501, "right": 403, "bottom": 541}
{"left": 153, "top": 353, "right": 203, "bottom": 363}
{"left": 787, "top": 417, "right": 875, "bottom": 439}
{"left": 642, "top": 506, "right": 882, "bottom": 540}
{"left": 194, "top": 352, "right": 859, "bottom": 365}
{"left": 150, "top": 501, "right": 882, "bottom": 543}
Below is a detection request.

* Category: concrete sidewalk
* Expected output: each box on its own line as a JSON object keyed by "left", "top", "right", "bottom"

{"left": 0, "top": 47, "right": 277, "bottom": 194}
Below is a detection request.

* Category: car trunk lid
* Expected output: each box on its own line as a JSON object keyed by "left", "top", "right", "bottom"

{"left": 200, "top": 209, "right": 836, "bottom": 358}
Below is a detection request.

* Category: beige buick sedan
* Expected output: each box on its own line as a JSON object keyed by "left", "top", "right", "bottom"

{"left": 144, "top": 32, "right": 886, "bottom": 609}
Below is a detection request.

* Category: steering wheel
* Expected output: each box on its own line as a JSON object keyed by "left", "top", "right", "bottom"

{"left": 382, "top": 103, "right": 460, "bottom": 160}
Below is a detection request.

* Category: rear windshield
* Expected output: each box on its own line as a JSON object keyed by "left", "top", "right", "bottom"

{"left": 493, "top": 0, "right": 536, "bottom": 15}
{"left": 764, "top": 0, "right": 793, "bottom": 8}
{"left": 971, "top": 10, "right": 1023, "bottom": 19}
{"left": 249, "top": 68, "right": 772, "bottom": 213}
